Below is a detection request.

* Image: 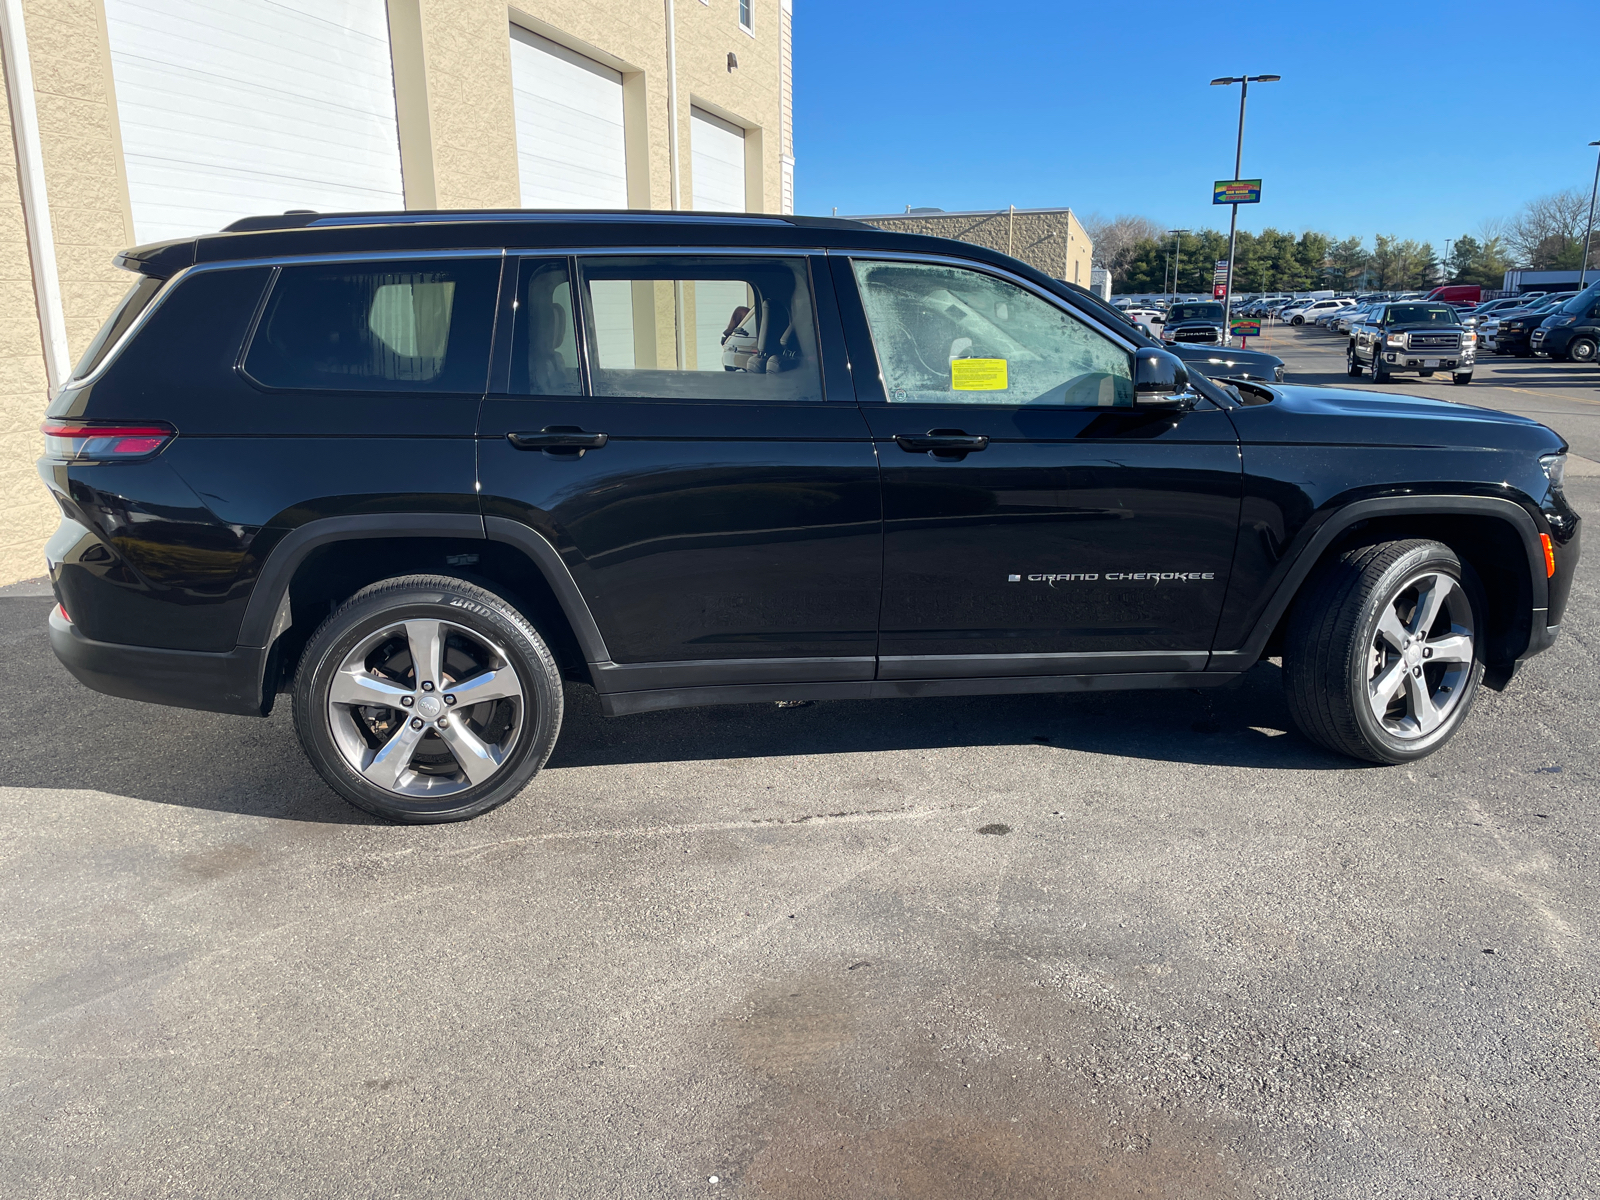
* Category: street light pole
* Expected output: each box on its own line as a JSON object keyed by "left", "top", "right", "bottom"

{"left": 1581, "top": 140, "right": 1600, "bottom": 290}
{"left": 1170, "top": 229, "right": 1190, "bottom": 303}
{"left": 1211, "top": 73, "right": 1279, "bottom": 345}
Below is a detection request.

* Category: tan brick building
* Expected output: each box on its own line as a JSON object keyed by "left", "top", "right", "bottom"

{"left": 850, "top": 207, "right": 1093, "bottom": 291}
{"left": 0, "top": 0, "right": 794, "bottom": 585}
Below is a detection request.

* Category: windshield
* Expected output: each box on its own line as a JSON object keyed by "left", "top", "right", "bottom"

{"left": 1559, "top": 280, "right": 1600, "bottom": 314}
{"left": 1169, "top": 303, "right": 1223, "bottom": 322}
{"left": 1385, "top": 305, "right": 1456, "bottom": 325}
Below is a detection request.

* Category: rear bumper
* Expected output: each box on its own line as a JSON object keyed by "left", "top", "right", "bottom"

{"left": 49, "top": 606, "right": 268, "bottom": 717}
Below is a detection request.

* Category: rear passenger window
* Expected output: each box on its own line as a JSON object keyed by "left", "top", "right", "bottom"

{"left": 244, "top": 258, "right": 499, "bottom": 392}
{"left": 575, "top": 256, "right": 824, "bottom": 402}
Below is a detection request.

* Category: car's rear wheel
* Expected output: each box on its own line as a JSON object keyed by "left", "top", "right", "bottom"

{"left": 1569, "top": 336, "right": 1597, "bottom": 364}
{"left": 292, "top": 575, "right": 563, "bottom": 822}
{"left": 1283, "top": 540, "right": 1484, "bottom": 763}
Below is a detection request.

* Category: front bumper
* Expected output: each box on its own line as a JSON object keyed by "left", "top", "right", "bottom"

{"left": 1381, "top": 345, "right": 1474, "bottom": 372}
{"left": 49, "top": 605, "right": 269, "bottom": 717}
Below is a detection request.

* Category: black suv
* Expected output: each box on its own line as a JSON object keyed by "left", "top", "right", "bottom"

{"left": 40, "top": 211, "right": 1579, "bottom": 822}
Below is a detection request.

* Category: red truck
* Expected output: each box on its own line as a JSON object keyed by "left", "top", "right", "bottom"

{"left": 1424, "top": 284, "right": 1482, "bottom": 305}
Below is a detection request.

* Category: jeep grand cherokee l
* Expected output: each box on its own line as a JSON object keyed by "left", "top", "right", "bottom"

{"left": 39, "top": 211, "right": 1580, "bottom": 822}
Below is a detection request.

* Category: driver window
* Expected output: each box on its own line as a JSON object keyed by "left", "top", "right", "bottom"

{"left": 851, "top": 260, "right": 1133, "bottom": 407}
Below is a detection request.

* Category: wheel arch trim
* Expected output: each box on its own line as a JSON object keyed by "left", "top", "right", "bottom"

{"left": 1213, "top": 494, "right": 1547, "bottom": 668}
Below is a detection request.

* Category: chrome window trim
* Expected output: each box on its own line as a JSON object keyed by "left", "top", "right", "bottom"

{"left": 65, "top": 250, "right": 508, "bottom": 392}
{"left": 827, "top": 247, "right": 1142, "bottom": 355}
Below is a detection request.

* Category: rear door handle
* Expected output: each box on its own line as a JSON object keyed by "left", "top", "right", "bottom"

{"left": 893, "top": 430, "right": 989, "bottom": 454}
{"left": 507, "top": 427, "right": 609, "bottom": 455}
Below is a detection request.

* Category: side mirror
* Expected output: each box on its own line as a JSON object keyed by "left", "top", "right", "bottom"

{"left": 1462, "top": 316, "right": 1478, "bottom": 327}
{"left": 1133, "top": 349, "right": 1196, "bottom": 409}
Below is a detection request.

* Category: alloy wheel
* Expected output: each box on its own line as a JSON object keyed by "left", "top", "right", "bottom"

{"left": 326, "top": 618, "right": 525, "bottom": 797}
{"left": 1365, "top": 571, "right": 1475, "bottom": 740}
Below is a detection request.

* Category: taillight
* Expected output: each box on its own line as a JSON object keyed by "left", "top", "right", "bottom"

{"left": 41, "top": 420, "right": 174, "bottom": 460}
{"left": 55, "top": 603, "right": 71, "bottom": 624}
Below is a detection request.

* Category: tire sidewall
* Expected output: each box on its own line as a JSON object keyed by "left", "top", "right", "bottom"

{"left": 1571, "top": 337, "right": 1597, "bottom": 363}
{"left": 294, "top": 580, "right": 562, "bottom": 822}
{"left": 1345, "top": 546, "right": 1485, "bottom": 763}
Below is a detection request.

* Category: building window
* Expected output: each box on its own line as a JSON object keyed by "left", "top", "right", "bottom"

{"left": 739, "top": 0, "right": 753, "bottom": 32}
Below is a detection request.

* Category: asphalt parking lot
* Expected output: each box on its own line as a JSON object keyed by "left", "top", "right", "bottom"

{"left": 3, "top": 330, "right": 1598, "bottom": 1199}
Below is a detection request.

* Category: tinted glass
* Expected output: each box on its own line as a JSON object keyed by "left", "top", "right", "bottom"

{"left": 244, "top": 258, "right": 499, "bottom": 392}
{"left": 577, "top": 257, "right": 823, "bottom": 402}
{"left": 71, "top": 275, "right": 165, "bottom": 381}
{"left": 507, "top": 258, "right": 580, "bottom": 395}
{"left": 852, "top": 259, "right": 1133, "bottom": 407}
{"left": 1169, "top": 303, "right": 1224, "bottom": 322}
{"left": 1559, "top": 280, "right": 1600, "bottom": 315}
{"left": 1386, "top": 305, "right": 1456, "bottom": 325}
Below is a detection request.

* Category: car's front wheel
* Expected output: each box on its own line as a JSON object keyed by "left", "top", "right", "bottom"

{"left": 1569, "top": 336, "right": 1597, "bottom": 364}
{"left": 1346, "top": 345, "right": 1363, "bottom": 376}
{"left": 1452, "top": 371, "right": 1472, "bottom": 385}
{"left": 1283, "top": 539, "right": 1484, "bottom": 763}
{"left": 1369, "top": 347, "right": 1390, "bottom": 383}
{"left": 292, "top": 575, "right": 564, "bottom": 822}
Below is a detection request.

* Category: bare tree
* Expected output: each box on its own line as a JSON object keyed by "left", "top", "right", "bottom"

{"left": 1506, "top": 190, "right": 1594, "bottom": 267}
{"left": 1081, "top": 213, "right": 1166, "bottom": 283}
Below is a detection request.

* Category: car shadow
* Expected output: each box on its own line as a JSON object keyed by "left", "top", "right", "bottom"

{"left": 1, "top": 594, "right": 1360, "bottom": 825}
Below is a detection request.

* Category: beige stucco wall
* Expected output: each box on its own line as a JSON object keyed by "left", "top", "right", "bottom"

{"left": 0, "top": 44, "right": 54, "bottom": 585}
{"left": 858, "top": 209, "right": 1095, "bottom": 288}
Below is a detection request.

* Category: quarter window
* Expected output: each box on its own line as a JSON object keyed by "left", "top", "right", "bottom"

{"left": 244, "top": 258, "right": 499, "bottom": 392}
{"left": 507, "top": 258, "right": 581, "bottom": 395}
{"left": 577, "top": 257, "right": 823, "bottom": 402}
{"left": 852, "top": 260, "right": 1133, "bottom": 407}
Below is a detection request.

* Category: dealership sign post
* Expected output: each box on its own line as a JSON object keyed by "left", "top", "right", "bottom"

{"left": 1213, "top": 179, "right": 1263, "bottom": 205}
{"left": 1230, "top": 316, "right": 1261, "bottom": 347}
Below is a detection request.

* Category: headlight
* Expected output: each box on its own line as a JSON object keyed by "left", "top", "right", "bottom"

{"left": 1541, "top": 453, "right": 1566, "bottom": 490}
{"left": 1463, "top": 332, "right": 1477, "bottom": 346}
{"left": 1503, "top": 321, "right": 1524, "bottom": 330}
{"left": 1549, "top": 315, "right": 1577, "bottom": 326}
{"left": 1385, "top": 333, "right": 1407, "bottom": 347}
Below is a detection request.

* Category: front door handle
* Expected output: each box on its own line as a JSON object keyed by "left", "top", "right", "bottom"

{"left": 893, "top": 430, "right": 990, "bottom": 455}
{"left": 507, "top": 427, "right": 609, "bottom": 456}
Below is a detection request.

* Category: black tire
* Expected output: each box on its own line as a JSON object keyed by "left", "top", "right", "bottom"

{"left": 1419, "top": 369, "right": 1435, "bottom": 377}
{"left": 1283, "top": 540, "right": 1485, "bottom": 764}
{"left": 1346, "top": 345, "right": 1363, "bottom": 376}
{"left": 292, "top": 575, "right": 563, "bottom": 823}
{"left": 1369, "top": 347, "right": 1390, "bottom": 383}
{"left": 1569, "top": 336, "right": 1597, "bottom": 364}
{"left": 1291, "top": 315, "right": 1304, "bottom": 326}
{"left": 1452, "top": 372, "right": 1472, "bottom": 386}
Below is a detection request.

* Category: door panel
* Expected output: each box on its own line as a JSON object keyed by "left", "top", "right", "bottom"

{"left": 479, "top": 255, "right": 881, "bottom": 679}
{"left": 838, "top": 255, "right": 1241, "bottom": 674}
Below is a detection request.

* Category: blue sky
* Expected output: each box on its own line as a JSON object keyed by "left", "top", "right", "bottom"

{"left": 792, "top": 0, "right": 1598, "bottom": 248}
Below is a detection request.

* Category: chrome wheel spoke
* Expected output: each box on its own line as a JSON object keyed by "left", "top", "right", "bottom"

{"left": 329, "top": 669, "right": 411, "bottom": 708}
{"left": 1410, "top": 575, "right": 1454, "bottom": 638}
{"left": 362, "top": 720, "right": 426, "bottom": 790}
{"left": 1406, "top": 670, "right": 1444, "bottom": 733}
{"left": 446, "top": 667, "right": 521, "bottom": 705}
{"left": 1426, "top": 632, "right": 1474, "bottom": 664}
{"left": 1368, "top": 659, "right": 1407, "bottom": 721}
{"left": 405, "top": 619, "right": 446, "bottom": 691}
{"left": 1375, "top": 608, "right": 1410, "bottom": 653}
{"left": 437, "top": 719, "right": 503, "bottom": 786}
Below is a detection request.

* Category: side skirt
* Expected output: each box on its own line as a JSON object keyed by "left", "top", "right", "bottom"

{"left": 599, "top": 670, "right": 1241, "bottom": 716}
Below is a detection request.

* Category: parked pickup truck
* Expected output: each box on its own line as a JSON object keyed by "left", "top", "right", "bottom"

{"left": 1348, "top": 301, "right": 1475, "bottom": 385}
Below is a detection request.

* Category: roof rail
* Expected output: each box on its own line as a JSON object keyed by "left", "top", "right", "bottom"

{"left": 220, "top": 209, "right": 868, "bottom": 234}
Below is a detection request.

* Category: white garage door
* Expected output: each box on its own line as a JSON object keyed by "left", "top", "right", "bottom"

{"left": 691, "top": 108, "right": 745, "bottom": 212}
{"left": 104, "top": 0, "right": 405, "bottom": 244}
{"left": 510, "top": 28, "right": 627, "bottom": 209}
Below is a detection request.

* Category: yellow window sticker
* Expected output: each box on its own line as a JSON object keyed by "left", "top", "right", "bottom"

{"left": 950, "top": 357, "right": 1008, "bottom": 391}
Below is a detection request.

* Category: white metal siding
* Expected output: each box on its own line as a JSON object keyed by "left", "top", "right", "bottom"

{"left": 510, "top": 28, "right": 627, "bottom": 209}
{"left": 104, "top": 0, "right": 404, "bottom": 243}
{"left": 690, "top": 108, "right": 744, "bottom": 212}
